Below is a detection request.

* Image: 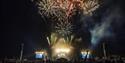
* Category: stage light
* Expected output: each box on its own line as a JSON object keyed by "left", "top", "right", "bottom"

{"left": 35, "top": 51, "right": 44, "bottom": 54}
{"left": 54, "top": 48, "right": 71, "bottom": 59}
{"left": 35, "top": 53, "right": 43, "bottom": 59}
{"left": 80, "top": 50, "right": 91, "bottom": 59}
{"left": 55, "top": 48, "right": 71, "bottom": 53}
{"left": 35, "top": 50, "right": 47, "bottom": 59}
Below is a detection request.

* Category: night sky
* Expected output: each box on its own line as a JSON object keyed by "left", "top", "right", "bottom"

{"left": 1, "top": 0, "right": 125, "bottom": 59}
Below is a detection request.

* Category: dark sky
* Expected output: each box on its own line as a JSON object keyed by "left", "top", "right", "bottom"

{"left": 1, "top": 0, "right": 49, "bottom": 58}
{"left": 1, "top": 0, "right": 125, "bottom": 58}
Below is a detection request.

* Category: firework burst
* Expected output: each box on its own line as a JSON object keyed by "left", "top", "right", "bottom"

{"left": 81, "top": 0, "right": 100, "bottom": 15}
{"left": 55, "top": 20, "right": 73, "bottom": 36}
{"left": 35, "top": 0, "right": 100, "bottom": 44}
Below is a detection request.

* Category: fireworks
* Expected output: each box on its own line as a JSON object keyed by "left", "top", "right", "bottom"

{"left": 55, "top": 21, "right": 73, "bottom": 36}
{"left": 46, "top": 33, "right": 75, "bottom": 46}
{"left": 36, "top": 0, "right": 100, "bottom": 36}
{"left": 81, "top": 0, "right": 100, "bottom": 15}
{"left": 37, "top": 0, "right": 58, "bottom": 17}
{"left": 51, "top": 37, "right": 73, "bottom": 60}
{"left": 35, "top": 0, "right": 100, "bottom": 47}
{"left": 37, "top": 0, "right": 99, "bottom": 17}
{"left": 46, "top": 33, "right": 58, "bottom": 46}
{"left": 73, "top": 0, "right": 99, "bottom": 15}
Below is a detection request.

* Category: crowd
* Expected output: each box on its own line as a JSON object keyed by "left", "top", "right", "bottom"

{"left": 1, "top": 56, "right": 125, "bottom": 63}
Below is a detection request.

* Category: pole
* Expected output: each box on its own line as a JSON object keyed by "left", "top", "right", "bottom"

{"left": 20, "top": 43, "right": 24, "bottom": 62}
{"left": 103, "top": 43, "right": 107, "bottom": 59}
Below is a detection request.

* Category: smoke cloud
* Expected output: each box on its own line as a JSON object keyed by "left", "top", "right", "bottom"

{"left": 90, "top": 6, "right": 123, "bottom": 48}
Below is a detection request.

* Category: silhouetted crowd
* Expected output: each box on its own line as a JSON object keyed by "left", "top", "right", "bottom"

{"left": 1, "top": 57, "right": 125, "bottom": 63}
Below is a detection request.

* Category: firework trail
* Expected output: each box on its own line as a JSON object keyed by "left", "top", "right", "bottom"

{"left": 47, "top": 33, "right": 58, "bottom": 46}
